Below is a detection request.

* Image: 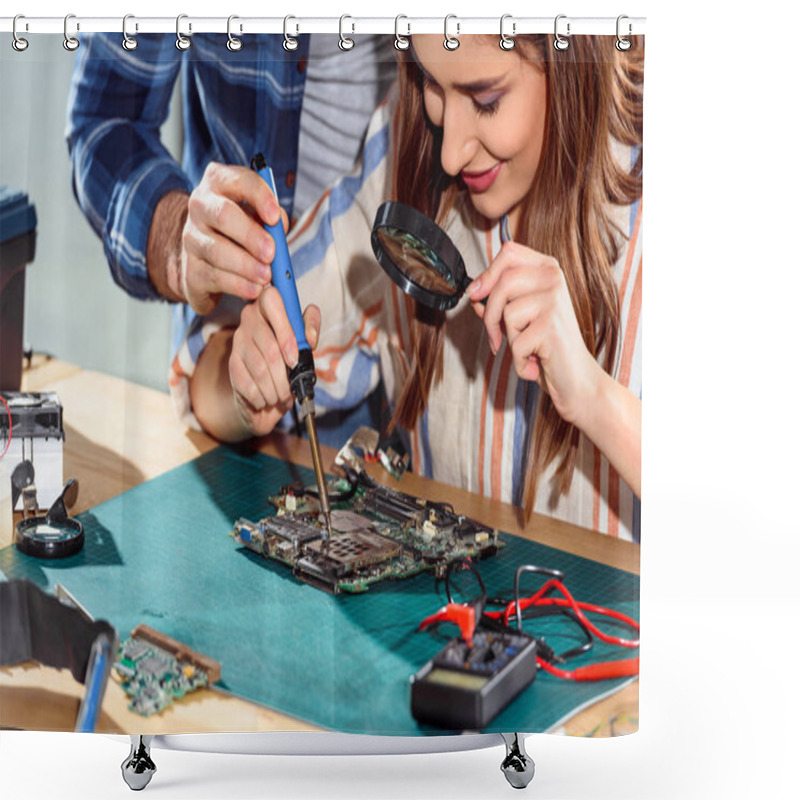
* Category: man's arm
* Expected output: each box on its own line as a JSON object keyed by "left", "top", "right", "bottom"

{"left": 146, "top": 191, "right": 189, "bottom": 303}
{"left": 66, "top": 33, "right": 190, "bottom": 301}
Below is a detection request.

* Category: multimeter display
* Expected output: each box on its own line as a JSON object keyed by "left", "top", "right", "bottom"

{"left": 424, "top": 669, "right": 489, "bottom": 691}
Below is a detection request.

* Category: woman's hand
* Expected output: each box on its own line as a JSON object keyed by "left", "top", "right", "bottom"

{"left": 467, "top": 241, "right": 602, "bottom": 429}
{"left": 228, "top": 290, "right": 322, "bottom": 437}
{"left": 180, "top": 162, "right": 290, "bottom": 315}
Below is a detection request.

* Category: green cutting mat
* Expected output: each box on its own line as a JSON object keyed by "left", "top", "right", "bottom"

{"left": 0, "top": 446, "right": 639, "bottom": 735}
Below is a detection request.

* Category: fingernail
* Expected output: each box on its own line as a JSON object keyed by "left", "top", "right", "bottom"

{"left": 263, "top": 239, "right": 274, "bottom": 262}
{"left": 309, "top": 327, "right": 318, "bottom": 348}
{"left": 284, "top": 341, "right": 298, "bottom": 368}
{"left": 489, "top": 338, "right": 497, "bottom": 355}
{"left": 467, "top": 278, "right": 481, "bottom": 298}
{"left": 259, "top": 264, "right": 271, "bottom": 283}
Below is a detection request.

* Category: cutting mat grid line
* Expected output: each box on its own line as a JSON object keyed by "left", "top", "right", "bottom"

{"left": 0, "top": 446, "right": 639, "bottom": 735}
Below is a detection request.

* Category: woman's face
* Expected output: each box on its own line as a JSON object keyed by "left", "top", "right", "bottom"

{"left": 412, "top": 36, "right": 547, "bottom": 235}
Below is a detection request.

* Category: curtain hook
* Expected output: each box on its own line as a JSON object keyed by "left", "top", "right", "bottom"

{"left": 553, "top": 14, "right": 570, "bottom": 51}
{"left": 122, "top": 15, "right": 138, "bottom": 51}
{"left": 227, "top": 15, "right": 242, "bottom": 51}
{"left": 63, "top": 13, "right": 80, "bottom": 52}
{"left": 283, "top": 15, "right": 298, "bottom": 51}
{"left": 175, "top": 14, "right": 191, "bottom": 51}
{"left": 12, "top": 14, "right": 29, "bottom": 52}
{"left": 616, "top": 15, "right": 632, "bottom": 51}
{"left": 394, "top": 15, "right": 410, "bottom": 51}
{"left": 444, "top": 14, "right": 460, "bottom": 51}
{"left": 499, "top": 14, "right": 516, "bottom": 51}
{"left": 339, "top": 15, "right": 354, "bottom": 51}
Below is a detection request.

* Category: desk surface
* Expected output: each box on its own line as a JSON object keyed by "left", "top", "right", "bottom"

{"left": 1, "top": 359, "right": 638, "bottom": 736}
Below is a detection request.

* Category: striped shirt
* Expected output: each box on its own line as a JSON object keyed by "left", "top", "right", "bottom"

{"left": 171, "top": 84, "right": 643, "bottom": 541}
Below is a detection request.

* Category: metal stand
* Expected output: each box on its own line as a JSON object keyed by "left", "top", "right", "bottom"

{"left": 118, "top": 733, "right": 532, "bottom": 790}
{"left": 500, "top": 733, "right": 535, "bottom": 789}
{"left": 121, "top": 735, "right": 156, "bottom": 791}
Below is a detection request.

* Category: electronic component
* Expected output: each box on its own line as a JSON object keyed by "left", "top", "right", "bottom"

{"left": 114, "top": 625, "right": 220, "bottom": 717}
{"left": 411, "top": 627, "right": 538, "bottom": 730}
{"left": 412, "top": 560, "right": 538, "bottom": 729}
{"left": 0, "top": 391, "right": 63, "bottom": 511}
{"left": 230, "top": 477, "right": 502, "bottom": 594}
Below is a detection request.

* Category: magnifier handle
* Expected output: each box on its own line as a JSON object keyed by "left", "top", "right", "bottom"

{"left": 250, "top": 155, "right": 310, "bottom": 353}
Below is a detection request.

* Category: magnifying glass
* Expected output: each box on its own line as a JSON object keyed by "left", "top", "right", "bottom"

{"left": 371, "top": 202, "right": 482, "bottom": 311}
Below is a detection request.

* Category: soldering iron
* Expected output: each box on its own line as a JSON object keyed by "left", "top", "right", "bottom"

{"left": 250, "top": 153, "right": 332, "bottom": 540}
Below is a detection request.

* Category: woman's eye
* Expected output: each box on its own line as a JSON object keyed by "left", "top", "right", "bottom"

{"left": 473, "top": 92, "right": 503, "bottom": 117}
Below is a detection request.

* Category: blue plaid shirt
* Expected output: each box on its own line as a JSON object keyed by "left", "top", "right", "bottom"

{"left": 66, "top": 32, "right": 309, "bottom": 308}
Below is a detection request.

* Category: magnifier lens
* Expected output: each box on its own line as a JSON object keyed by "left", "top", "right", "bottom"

{"left": 375, "top": 227, "right": 459, "bottom": 296}
{"left": 371, "top": 202, "right": 470, "bottom": 311}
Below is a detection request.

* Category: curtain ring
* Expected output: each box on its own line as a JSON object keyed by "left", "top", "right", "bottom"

{"left": 122, "top": 15, "right": 138, "bottom": 51}
{"left": 553, "top": 14, "right": 570, "bottom": 51}
{"left": 175, "top": 14, "right": 191, "bottom": 51}
{"left": 12, "top": 15, "right": 29, "bottom": 52}
{"left": 443, "top": 14, "right": 460, "bottom": 51}
{"left": 339, "top": 15, "right": 354, "bottom": 51}
{"left": 283, "top": 15, "right": 298, "bottom": 51}
{"left": 499, "top": 14, "right": 516, "bottom": 50}
{"left": 63, "top": 13, "right": 80, "bottom": 52}
{"left": 394, "top": 15, "right": 410, "bottom": 51}
{"left": 227, "top": 15, "right": 242, "bottom": 51}
{"left": 616, "top": 15, "right": 632, "bottom": 52}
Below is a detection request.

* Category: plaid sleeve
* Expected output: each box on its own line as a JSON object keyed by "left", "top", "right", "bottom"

{"left": 66, "top": 33, "right": 192, "bottom": 300}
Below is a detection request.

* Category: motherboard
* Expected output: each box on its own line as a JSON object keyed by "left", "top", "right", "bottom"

{"left": 231, "top": 477, "right": 502, "bottom": 594}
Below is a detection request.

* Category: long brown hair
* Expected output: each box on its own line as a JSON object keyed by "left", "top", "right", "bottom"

{"left": 391, "top": 35, "right": 644, "bottom": 522}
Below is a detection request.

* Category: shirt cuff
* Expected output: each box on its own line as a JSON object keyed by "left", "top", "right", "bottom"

{"left": 104, "top": 156, "right": 191, "bottom": 301}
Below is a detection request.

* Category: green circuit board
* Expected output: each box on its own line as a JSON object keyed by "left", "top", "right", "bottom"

{"left": 230, "top": 478, "right": 503, "bottom": 594}
{"left": 113, "top": 626, "right": 219, "bottom": 716}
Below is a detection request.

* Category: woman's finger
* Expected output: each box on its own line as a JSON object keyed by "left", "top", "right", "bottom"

{"left": 303, "top": 305, "right": 322, "bottom": 350}
{"left": 509, "top": 319, "right": 548, "bottom": 383}
{"left": 229, "top": 348, "right": 267, "bottom": 411}
{"left": 482, "top": 266, "right": 539, "bottom": 353}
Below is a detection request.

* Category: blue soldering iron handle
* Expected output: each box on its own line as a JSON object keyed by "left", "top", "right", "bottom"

{"left": 251, "top": 154, "right": 310, "bottom": 353}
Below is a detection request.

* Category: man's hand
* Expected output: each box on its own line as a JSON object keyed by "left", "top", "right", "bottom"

{"left": 146, "top": 163, "right": 289, "bottom": 313}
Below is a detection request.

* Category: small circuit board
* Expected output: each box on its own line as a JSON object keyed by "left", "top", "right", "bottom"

{"left": 113, "top": 625, "right": 221, "bottom": 717}
{"left": 231, "top": 477, "right": 503, "bottom": 594}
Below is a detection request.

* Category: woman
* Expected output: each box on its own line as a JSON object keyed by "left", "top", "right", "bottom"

{"left": 176, "top": 34, "right": 643, "bottom": 540}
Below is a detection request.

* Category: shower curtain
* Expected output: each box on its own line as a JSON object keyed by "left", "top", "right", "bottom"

{"left": 0, "top": 19, "right": 642, "bottom": 746}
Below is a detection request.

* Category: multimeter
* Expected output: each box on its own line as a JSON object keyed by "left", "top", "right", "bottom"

{"left": 411, "top": 622, "right": 538, "bottom": 730}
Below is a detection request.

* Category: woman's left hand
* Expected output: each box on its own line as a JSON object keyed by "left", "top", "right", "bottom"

{"left": 467, "top": 241, "right": 601, "bottom": 428}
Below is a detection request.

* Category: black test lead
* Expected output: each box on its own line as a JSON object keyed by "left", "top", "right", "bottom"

{"left": 251, "top": 154, "right": 332, "bottom": 540}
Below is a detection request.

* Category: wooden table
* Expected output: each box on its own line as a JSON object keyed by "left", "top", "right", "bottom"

{"left": 0, "top": 358, "right": 639, "bottom": 736}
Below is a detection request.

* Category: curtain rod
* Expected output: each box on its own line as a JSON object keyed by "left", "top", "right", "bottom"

{"left": 0, "top": 16, "right": 646, "bottom": 37}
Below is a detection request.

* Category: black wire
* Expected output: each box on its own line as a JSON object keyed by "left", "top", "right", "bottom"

{"left": 518, "top": 605, "right": 594, "bottom": 660}
{"left": 444, "top": 558, "right": 486, "bottom": 613}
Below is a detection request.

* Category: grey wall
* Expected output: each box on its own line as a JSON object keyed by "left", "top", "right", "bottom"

{"left": 0, "top": 37, "right": 182, "bottom": 392}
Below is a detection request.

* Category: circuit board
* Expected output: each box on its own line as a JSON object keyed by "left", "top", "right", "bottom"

{"left": 231, "top": 476, "right": 503, "bottom": 594}
{"left": 113, "top": 625, "right": 221, "bottom": 717}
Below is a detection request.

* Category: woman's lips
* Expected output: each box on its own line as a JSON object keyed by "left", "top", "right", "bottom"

{"left": 461, "top": 163, "right": 501, "bottom": 192}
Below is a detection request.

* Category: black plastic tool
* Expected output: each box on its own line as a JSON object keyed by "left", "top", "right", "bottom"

{"left": 14, "top": 477, "right": 84, "bottom": 559}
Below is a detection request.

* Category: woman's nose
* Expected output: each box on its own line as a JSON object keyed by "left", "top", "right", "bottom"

{"left": 439, "top": 99, "right": 479, "bottom": 177}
